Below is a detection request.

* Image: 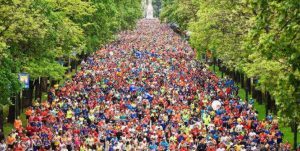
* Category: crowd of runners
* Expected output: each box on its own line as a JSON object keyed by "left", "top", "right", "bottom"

{"left": 1, "top": 19, "right": 292, "bottom": 151}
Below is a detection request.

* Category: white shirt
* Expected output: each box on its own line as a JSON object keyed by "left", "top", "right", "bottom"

{"left": 220, "top": 136, "right": 228, "bottom": 143}
{"left": 249, "top": 131, "right": 256, "bottom": 137}
{"left": 216, "top": 148, "right": 225, "bottom": 151}
{"left": 235, "top": 124, "right": 243, "bottom": 132}
{"left": 0, "top": 143, "right": 7, "bottom": 151}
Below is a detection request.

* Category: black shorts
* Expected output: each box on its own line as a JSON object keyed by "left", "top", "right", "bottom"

{"left": 92, "top": 144, "right": 97, "bottom": 149}
{"left": 8, "top": 144, "right": 14, "bottom": 149}
{"left": 67, "top": 144, "right": 72, "bottom": 151}
{"left": 51, "top": 142, "right": 56, "bottom": 150}
{"left": 33, "top": 145, "right": 40, "bottom": 150}
{"left": 44, "top": 145, "right": 51, "bottom": 150}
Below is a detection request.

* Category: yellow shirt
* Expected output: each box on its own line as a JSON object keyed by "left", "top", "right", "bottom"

{"left": 66, "top": 110, "right": 73, "bottom": 119}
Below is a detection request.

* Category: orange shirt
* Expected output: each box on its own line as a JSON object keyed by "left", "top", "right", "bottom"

{"left": 25, "top": 109, "right": 33, "bottom": 116}
{"left": 6, "top": 136, "right": 15, "bottom": 145}
{"left": 157, "top": 130, "right": 163, "bottom": 137}
{"left": 14, "top": 119, "right": 22, "bottom": 129}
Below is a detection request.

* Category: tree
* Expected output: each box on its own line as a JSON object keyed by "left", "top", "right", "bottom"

{"left": 0, "top": 55, "right": 21, "bottom": 130}
{"left": 160, "top": 0, "right": 199, "bottom": 30}
{"left": 188, "top": 0, "right": 254, "bottom": 70}
{"left": 243, "top": 0, "right": 300, "bottom": 130}
{"left": 115, "top": 0, "right": 142, "bottom": 30}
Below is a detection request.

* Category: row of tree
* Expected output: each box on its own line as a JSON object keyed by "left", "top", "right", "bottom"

{"left": 160, "top": 0, "right": 299, "bottom": 146}
{"left": 0, "top": 0, "right": 142, "bottom": 130}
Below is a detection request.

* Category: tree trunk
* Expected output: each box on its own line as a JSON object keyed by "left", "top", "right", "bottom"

{"left": 7, "top": 100, "right": 16, "bottom": 123}
{"left": 35, "top": 78, "right": 42, "bottom": 102}
{"left": 18, "top": 91, "right": 22, "bottom": 115}
{"left": 233, "top": 71, "right": 236, "bottom": 81}
{"left": 68, "top": 57, "right": 71, "bottom": 73}
{"left": 221, "top": 66, "right": 224, "bottom": 78}
{"left": 28, "top": 80, "right": 34, "bottom": 106}
{"left": 251, "top": 79, "right": 255, "bottom": 97}
{"left": 265, "top": 91, "right": 269, "bottom": 116}
{"left": 225, "top": 67, "right": 229, "bottom": 75}
{"left": 229, "top": 70, "right": 233, "bottom": 79}
{"left": 237, "top": 71, "right": 240, "bottom": 82}
{"left": 293, "top": 122, "right": 298, "bottom": 149}
{"left": 257, "top": 90, "right": 262, "bottom": 104}
{"left": 0, "top": 106, "right": 4, "bottom": 132}
{"left": 213, "top": 57, "right": 216, "bottom": 73}
{"left": 265, "top": 92, "right": 274, "bottom": 114}
{"left": 234, "top": 71, "right": 238, "bottom": 82}
{"left": 75, "top": 60, "right": 78, "bottom": 72}
{"left": 247, "top": 78, "right": 251, "bottom": 94}
{"left": 41, "top": 77, "right": 48, "bottom": 92}
{"left": 252, "top": 88, "right": 257, "bottom": 100}
{"left": 71, "top": 60, "right": 78, "bottom": 71}
{"left": 50, "top": 80, "right": 58, "bottom": 87}
{"left": 271, "top": 98, "right": 276, "bottom": 114}
{"left": 240, "top": 73, "right": 245, "bottom": 88}
{"left": 21, "top": 80, "right": 33, "bottom": 109}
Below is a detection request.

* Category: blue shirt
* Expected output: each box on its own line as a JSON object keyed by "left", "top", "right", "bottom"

{"left": 149, "top": 143, "right": 158, "bottom": 150}
{"left": 160, "top": 141, "right": 169, "bottom": 149}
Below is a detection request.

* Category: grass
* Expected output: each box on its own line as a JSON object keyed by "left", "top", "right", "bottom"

{"left": 42, "top": 92, "right": 48, "bottom": 102}
{"left": 3, "top": 123, "right": 13, "bottom": 136}
{"left": 253, "top": 101, "right": 266, "bottom": 121}
{"left": 208, "top": 64, "right": 300, "bottom": 146}
{"left": 3, "top": 112, "right": 27, "bottom": 136}
{"left": 234, "top": 81, "right": 266, "bottom": 121}
{"left": 279, "top": 122, "right": 300, "bottom": 145}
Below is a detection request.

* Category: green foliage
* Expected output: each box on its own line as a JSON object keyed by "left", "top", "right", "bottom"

{"left": 160, "top": 0, "right": 199, "bottom": 30}
{"left": 84, "top": 0, "right": 118, "bottom": 52}
{"left": 115, "top": 0, "right": 142, "bottom": 30}
{"left": 0, "top": 57, "right": 21, "bottom": 105}
{"left": 24, "top": 58, "right": 66, "bottom": 80}
{"left": 189, "top": 0, "right": 253, "bottom": 70}
{"left": 0, "top": 0, "right": 142, "bottom": 105}
{"left": 243, "top": 0, "right": 300, "bottom": 124}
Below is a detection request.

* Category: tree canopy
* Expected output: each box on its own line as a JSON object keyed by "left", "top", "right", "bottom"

{"left": 0, "top": 0, "right": 142, "bottom": 105}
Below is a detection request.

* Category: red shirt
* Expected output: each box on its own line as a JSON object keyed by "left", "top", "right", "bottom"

{"left": 191, "top": 127, "right": 199, "bottom": 137}
{"left": 180, "top": 148, "right": 188, "bottom": 151}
